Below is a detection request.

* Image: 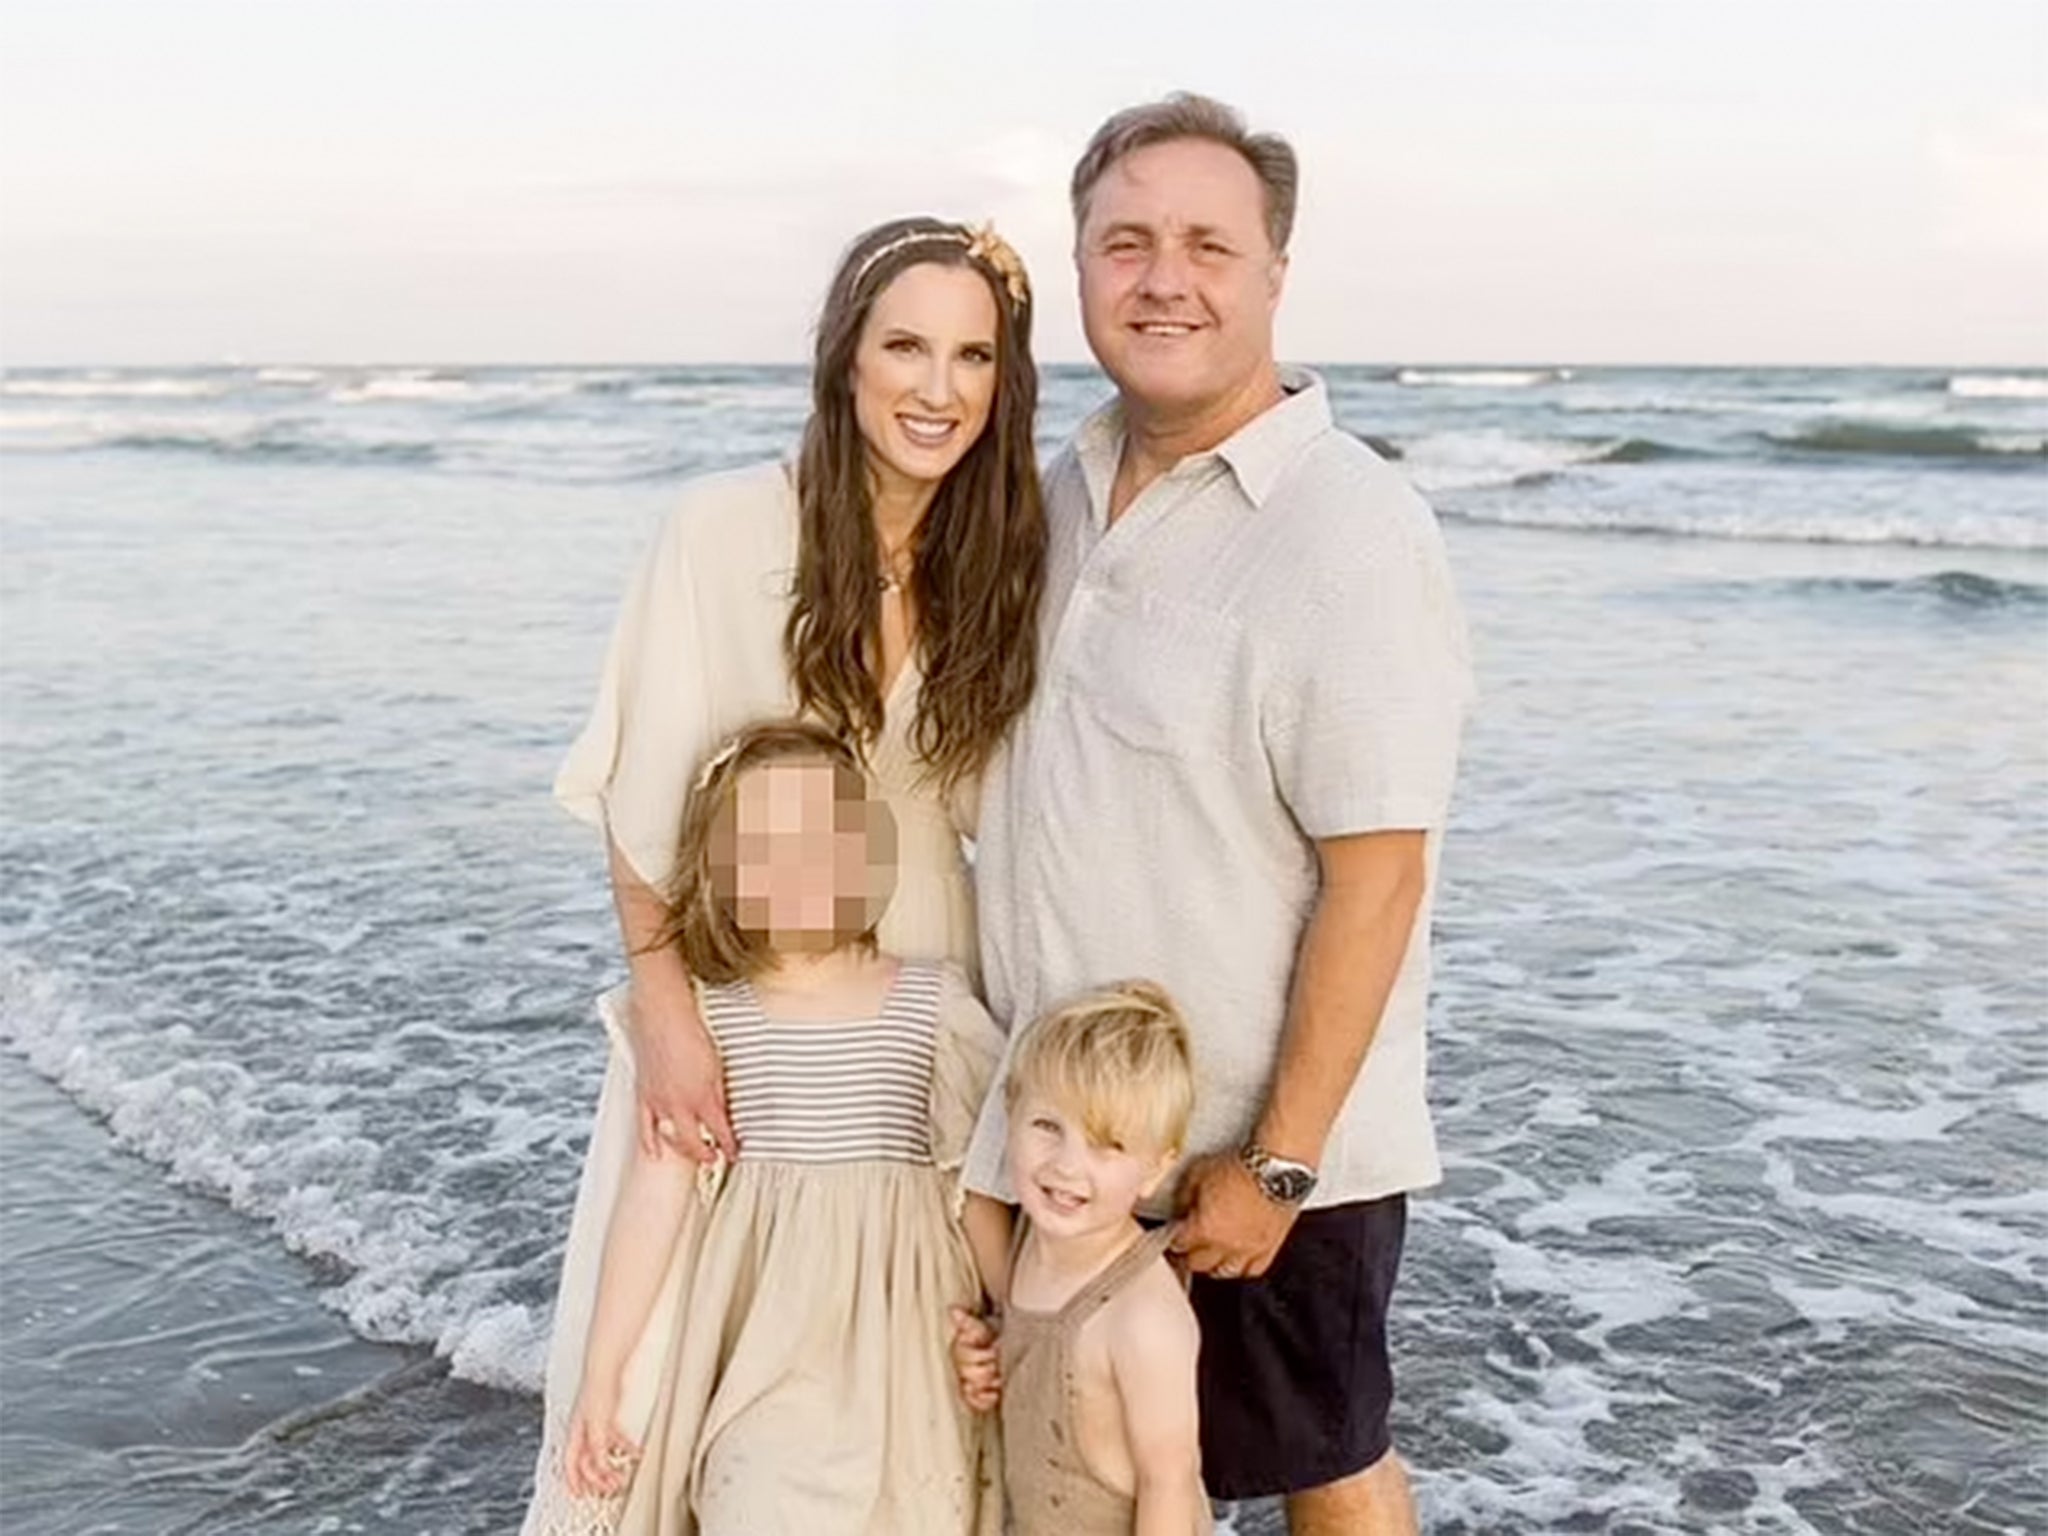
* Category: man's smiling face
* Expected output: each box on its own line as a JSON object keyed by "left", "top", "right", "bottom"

{"left": 1076, "top": 136, "right": 1287, "bottom": 420}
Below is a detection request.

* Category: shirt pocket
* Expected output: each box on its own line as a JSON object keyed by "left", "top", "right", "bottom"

{"left": 1057, "top": 585, "right": 1254, "bottom": 766}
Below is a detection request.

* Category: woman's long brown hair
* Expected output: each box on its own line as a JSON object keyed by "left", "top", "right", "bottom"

{"left": 786, "top": 217, "right": 1046, "bottom": 789}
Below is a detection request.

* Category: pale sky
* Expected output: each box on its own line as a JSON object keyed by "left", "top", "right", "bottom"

{"left": 3, "top": 0, "right": 2044, "bottom": 367}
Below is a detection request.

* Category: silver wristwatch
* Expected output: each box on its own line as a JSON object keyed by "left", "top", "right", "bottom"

{"left": 1240, "top": 1144, "right": 1318, "bottom": 1207}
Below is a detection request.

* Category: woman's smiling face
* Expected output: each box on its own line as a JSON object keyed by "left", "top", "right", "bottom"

{"left": 850, "top": 261, "right": 1000, "bottom": 501}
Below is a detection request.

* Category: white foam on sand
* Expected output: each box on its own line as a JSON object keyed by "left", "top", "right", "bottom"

{"left": 1733, "top": 1091, "right": 1975, "bottom": 1153}
{"left": 1512, "top": 1151, "right": 1699, "bottom": 1238}
{"left": 1525, "top": 1084, "right": 1603, "bottom": 1130}
{"left": 1461, "top": 1223, "right": 1704, "bottom": 1350}
{"left": 0, "top": 951, "right": 558, "bottom": 1393}
{"left": 1431, "top": 1365, "right": 1663, "bottom": 1526}
{"left": 1756, "top": 1147, "right": 2042, "bottom": 1274}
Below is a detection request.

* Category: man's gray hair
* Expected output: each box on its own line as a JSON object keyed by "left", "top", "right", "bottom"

{"left": 1070, "top": 92, "right": 1299, "bottom": 254}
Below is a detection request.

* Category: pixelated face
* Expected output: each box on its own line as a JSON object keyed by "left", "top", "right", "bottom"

{"left": 1006, "top": 1090, "right": 1175, "bottom": 1240}
{"left": 711, "top": 759, "right": 897, "bottom": 954}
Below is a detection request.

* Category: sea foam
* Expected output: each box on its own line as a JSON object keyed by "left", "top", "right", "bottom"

{"left": 1948, "top": 373, "right": 2048, "bottom": 400}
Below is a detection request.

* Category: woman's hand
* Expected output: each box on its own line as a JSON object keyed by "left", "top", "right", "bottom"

{"left": 604, "top": 836, "right": 738, "bottom": 1164}
{"left": 628, "top": 986, "right": 737, "bottom": 1164}
{"left": 564, "top": 1382, "right": 639, "bottom": 1498}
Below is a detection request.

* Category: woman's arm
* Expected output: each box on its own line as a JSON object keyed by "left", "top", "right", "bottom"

{"left": 607, "top": 835, "right": 736, "bottom": 1163}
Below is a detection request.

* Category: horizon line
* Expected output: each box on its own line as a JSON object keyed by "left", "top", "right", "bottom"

{"left": 4, "top": 358, "right": 2045, "bottom": 374}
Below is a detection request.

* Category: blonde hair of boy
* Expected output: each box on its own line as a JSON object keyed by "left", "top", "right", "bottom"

{"left": 1004, "top": 981, "right": 1196, "bottom": 1158}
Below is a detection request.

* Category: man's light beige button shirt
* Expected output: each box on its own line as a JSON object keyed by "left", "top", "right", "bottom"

{"left": 963, "top": 368, "right": 1474, "bottom": 1212}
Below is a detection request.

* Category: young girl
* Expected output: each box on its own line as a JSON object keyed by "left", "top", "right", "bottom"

{"left": 524, "top": 719, "right": 1005, "bottom": 1536}
{"left": 955, "top": 985, "right": 1208, "bottom": 1536}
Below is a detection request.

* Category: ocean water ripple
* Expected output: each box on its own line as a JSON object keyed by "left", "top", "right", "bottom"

{"left": 3, "top": 364, "right": 2041, "bottom": 549}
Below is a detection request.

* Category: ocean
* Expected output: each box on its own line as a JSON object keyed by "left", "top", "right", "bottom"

{"left": 2, "top": 362, "right": 2043, "bottom": 1534}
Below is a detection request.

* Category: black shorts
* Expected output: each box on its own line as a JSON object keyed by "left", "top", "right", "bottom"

{"left": 1188, "top": 1195, "right": 1408, "bottom": 1500}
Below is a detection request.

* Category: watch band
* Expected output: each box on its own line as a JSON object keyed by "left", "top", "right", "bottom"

{"left": 1240, "top": 1143, "right": 1318, "bottom": 1206}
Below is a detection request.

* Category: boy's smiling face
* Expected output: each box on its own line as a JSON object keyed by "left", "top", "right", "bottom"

{"left": 1007, "top": 1091, "right": 1176, "bottom": 1240}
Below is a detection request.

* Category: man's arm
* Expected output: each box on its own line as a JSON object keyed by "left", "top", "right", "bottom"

{"left": 1259, "top": 827, "right": 1427, "bottom": 1164}
{"left": 1174, "top": 827, "right": 1426, "bottom": 1277}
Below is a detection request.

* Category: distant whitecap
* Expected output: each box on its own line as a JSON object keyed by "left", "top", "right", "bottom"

{"left": 1948, "top": 373, "right": 2048, "bottom": 400}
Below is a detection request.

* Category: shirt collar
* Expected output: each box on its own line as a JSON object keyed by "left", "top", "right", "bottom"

{"left": 1072, "top": 365, "right": 1332, "bottom": 519}
{"left": 1073, "top": 397, "right": 1125, "bottom": 530}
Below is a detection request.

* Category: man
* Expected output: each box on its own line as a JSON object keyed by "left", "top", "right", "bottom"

{"left": 960, "top": 93, "right": 1472, "bottom": 1535}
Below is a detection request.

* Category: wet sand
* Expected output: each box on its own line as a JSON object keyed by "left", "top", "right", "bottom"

{"left": 0, "top": 1055, "right": 539, "bottom": 1534}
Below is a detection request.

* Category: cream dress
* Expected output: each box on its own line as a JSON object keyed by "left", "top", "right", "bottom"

{"left": 525, "top": 461, "right": 991, "bottom": 1536}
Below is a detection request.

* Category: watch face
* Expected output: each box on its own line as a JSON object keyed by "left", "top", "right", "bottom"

{"left": 1262, "top": 1163, "right": 1316, "bottom": 1204}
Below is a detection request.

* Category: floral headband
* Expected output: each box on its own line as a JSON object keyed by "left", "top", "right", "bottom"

{"left": 693, "top": 735, "right": 746, "bottom": 793}
{"left": 850, "top": 221, "right": 1031, "bottom": 314}
{"left": 690, "top": 731, "right": 864, "bottom": 795}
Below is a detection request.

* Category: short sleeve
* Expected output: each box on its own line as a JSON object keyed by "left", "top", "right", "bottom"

{"left": 553, "top": 501, "right": 714, "bottom": 891}
{"left": 929, "top": 963, "right": 1006, "bottom": 1176}
{"left": 1262, "top": 488, "right": 1474, "bottom": 838}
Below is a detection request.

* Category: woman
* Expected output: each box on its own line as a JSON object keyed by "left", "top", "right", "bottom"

{"left": 525, "top": 216, "right": 1043, "bottom": 1532}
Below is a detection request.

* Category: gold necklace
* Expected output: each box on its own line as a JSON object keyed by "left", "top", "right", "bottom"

{"left": 877, "top": 549, "right": 913, "bottom": 594}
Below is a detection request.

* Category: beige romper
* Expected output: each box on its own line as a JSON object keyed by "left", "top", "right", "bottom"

{"left": 999, "top": 1224, "right": 1180, "bottom": 1536}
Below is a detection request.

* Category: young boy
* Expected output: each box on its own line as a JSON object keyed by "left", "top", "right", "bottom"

{"left": 953, "top": 983, "right": 1207, "bottom": 1536}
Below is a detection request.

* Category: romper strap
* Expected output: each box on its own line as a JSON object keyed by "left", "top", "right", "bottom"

{"left": 1056, "top": 1223, "right": 1179, "bottom": 1327}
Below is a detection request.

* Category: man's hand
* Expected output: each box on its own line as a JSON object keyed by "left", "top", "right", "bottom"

{"left": 1170, "top": 1152, "right": 1298, "bottom": 1280}
{"left": 628, "top": 988, "right": 737, "bottom": 1164}
{"left": 948, "top": 1306, "right": 1002, "bottom": 1414}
